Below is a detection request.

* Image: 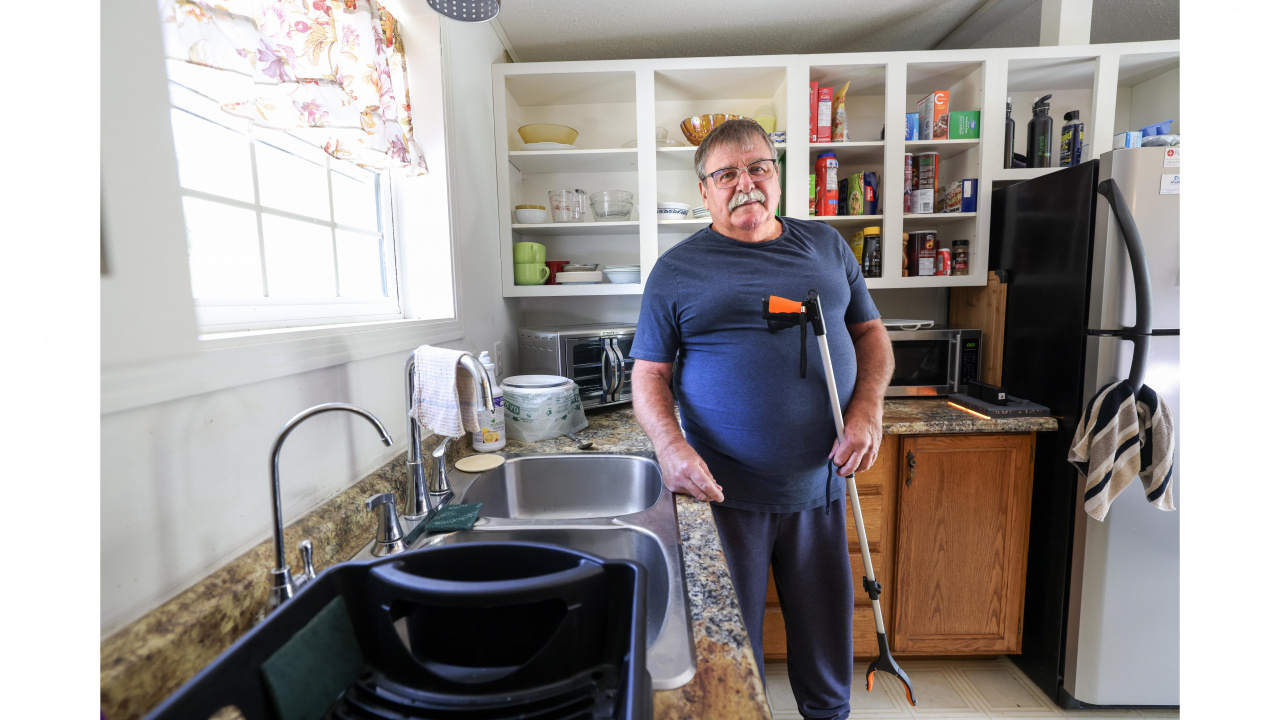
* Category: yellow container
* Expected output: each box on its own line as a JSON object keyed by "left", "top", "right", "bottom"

{"left": 517, "top": 124, "right": 579, "bottom": 145}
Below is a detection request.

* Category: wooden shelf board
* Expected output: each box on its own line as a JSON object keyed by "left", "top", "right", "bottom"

{"left": 657, "top": 144, "right": 786, "bottom": 172}
{"left": 511, "top": 221, "right": 640, "bottom": 237}
{"left": 905, "top": 139, "right": 980, "bottom": 160}
{"left": 507, "top": 148, "right": 638, "bottom": 174}
{"left": 809, "top": 141, "right": 885, "bottom": 164}
{"left": 814, "top": 214, "right": 885, "bottom": 228}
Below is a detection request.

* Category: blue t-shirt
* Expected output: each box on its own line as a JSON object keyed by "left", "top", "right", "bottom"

{"left": 631, "top": 216, "right": 880, "bottom": 512}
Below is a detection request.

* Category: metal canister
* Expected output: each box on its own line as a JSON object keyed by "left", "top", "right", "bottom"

{"left": 862, "top": 226, "right": 882, "bottom": 278}
{"left": 903, "top": 154, "right": 913, "bottom": 213}
{"left": 952, "top": 239, "right": 970, "bottom": 275}
{"left": 935, "top": 248, "right": 952, "bottom": 276}
{"left": 906, "top": 230, "right": 938, "bottom": 276}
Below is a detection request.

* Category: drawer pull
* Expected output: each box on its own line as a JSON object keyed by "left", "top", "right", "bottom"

{"left": 906, "top": 450, "right": 916, "bottom": 487}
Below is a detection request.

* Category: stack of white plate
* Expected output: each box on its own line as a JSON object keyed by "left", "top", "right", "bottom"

{"left": 557, "top": 270, "right": 604, "bottom": 284}
{"left": 603, "top": 264, "right": 641, "bottom": 284}
{"left": 521, "top": 142, "right": 578, "bottom": 151}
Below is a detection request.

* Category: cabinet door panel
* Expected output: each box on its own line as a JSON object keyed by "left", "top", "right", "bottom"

{"left": 892, "top": 434, "right": 1033, "bottom": 654}
{"left": 846, "top": 493, "right": 883, "bottom": 551}
{"left": 764, "top": 552, "right": 885, "bottom": 660}
{"left": 854, "top": 434, "right": 899, "bottom": 493}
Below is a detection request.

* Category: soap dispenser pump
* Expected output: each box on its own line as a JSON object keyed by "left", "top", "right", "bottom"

{"left": 1027, "top": 94, "right": 1053, "bottom": 168}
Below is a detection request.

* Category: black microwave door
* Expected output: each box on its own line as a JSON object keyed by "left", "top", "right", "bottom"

{"left": 614, "top": 335, "right": 635, "bottom": 394}
{"left": 890, "top": 340, "right": 949, "bottom": 388}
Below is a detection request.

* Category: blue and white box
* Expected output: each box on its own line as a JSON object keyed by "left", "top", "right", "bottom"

{"left": 960, "top": 178, "right": 978, "bottom": 213}
{"left": 905, "top": 113, "right": 920, "bottom": 141}
{"left": 1113, "top": 131, "right": 1143, "bottom": 149}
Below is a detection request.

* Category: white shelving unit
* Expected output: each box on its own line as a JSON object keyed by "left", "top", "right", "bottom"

{"left": 492, "top": 41, "right": 1178, "bottom": 297}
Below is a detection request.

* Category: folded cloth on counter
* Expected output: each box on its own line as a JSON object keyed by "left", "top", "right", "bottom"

{"left": 1068, "top": 381, "right": 1176, "bottom": 521}
{"left": 411, "top": 345, "right": 480, "bottom": 438}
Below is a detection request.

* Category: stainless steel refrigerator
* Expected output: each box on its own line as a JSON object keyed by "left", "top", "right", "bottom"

{"left": 991, "top": 147, "right": 1179, "bottom": 709}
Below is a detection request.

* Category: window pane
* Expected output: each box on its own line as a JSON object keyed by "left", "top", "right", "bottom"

{"left": 336, "top": 230, "right": 387, "bottom": 298}
{"left": 182, "top": 197, "right": 262, "bottom": 299}
{"left": 261, "top": 214, "right": 336, "bottom": 298}
{"left": 331, "top": 169, "right": 379, "bottom": 231}
{"left": 170, "top": 109, "right": 254, "bottom": 202}
{"left": 256, "top": 142, "right": 329, "bottom": 220}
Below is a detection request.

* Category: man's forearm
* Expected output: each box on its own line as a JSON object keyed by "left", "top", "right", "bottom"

{"left": 632, "top": 370, "right": 687, "bottom": 456}
{"left": 849, "top": 323, "right": 894, "bottom": 413}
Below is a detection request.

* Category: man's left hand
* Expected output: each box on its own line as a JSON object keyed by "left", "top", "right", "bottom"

{"left": 829, "top": 399, "right": 884, "bottom": 477}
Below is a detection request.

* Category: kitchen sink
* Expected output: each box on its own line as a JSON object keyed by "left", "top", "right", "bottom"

{"left": 456, "top": 454, "right": 663, "bottom": 519}
{"left": 351, "top": 452, "right": 696, "bottom": 690}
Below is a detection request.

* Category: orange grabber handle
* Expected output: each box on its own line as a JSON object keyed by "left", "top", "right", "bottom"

{"left": 767, "top": 295, "right": 804, "bottom": 315}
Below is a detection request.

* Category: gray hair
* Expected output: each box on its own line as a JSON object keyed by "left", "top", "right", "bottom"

{"left": 693, "top": 118, "right": 777, "bottom": 181}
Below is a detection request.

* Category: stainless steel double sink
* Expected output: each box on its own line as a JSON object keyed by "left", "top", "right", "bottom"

{"left": 364, "top": 452, "right": 696, "bottom": 690}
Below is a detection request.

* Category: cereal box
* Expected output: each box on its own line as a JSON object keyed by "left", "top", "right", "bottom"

{"left": 917, "top": 91, "right": 950, "bottom": 140}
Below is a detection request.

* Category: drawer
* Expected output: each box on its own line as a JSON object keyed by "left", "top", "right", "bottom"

{"left": 845, "top": 493, "right": 883, "bottom": 551}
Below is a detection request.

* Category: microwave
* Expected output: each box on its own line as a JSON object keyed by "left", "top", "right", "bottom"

{"left": 886, "top": 327, "right": 981, "bottom": 397}
{"left": 517, "top": 323, "right": 637, "bottom": 409}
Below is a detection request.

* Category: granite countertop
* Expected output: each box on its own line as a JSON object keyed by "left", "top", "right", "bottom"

{"left": 100, "top": 397, "right": 1055, "bottom": 720}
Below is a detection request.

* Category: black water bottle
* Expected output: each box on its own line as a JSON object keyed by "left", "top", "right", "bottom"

{"left": 1003, "top": 97, "right": 1015, "bottom": 169}
{"left": 1026, "top": 94, "right": 1053, "bottom": 168}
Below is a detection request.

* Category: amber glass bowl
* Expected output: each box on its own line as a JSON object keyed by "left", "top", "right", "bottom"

{"left": 679, "top": 114, "right": 745, "bottom": 146}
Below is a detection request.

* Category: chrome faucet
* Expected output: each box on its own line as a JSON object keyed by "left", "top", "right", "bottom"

{"left": 267, "top": 402, "right": 393, "bottom": 614}
{"left": 404, "top": 352, "right": 496, "bottom": 520}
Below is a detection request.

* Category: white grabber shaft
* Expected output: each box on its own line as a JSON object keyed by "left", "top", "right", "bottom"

{"left": 815, "top": 323, "right": 888, "bottom": 636}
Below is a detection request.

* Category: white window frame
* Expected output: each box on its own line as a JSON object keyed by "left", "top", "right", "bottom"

{"left": 167, "top": 80, "right": 406, "bottom": 333}
{"left": 101, "top": 6, "right": 463, "bottom": 415}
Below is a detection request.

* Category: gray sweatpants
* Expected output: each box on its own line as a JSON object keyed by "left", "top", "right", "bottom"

{"left": 712, "top": 495, "right": 855, "bottom": 720}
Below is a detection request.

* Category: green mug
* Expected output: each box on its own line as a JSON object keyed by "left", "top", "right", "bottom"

{"left": 514, "top": 262, "right": 551, "bottom": 285}
{"left": 513, "top": 241, "right": 546, "bottom": 264}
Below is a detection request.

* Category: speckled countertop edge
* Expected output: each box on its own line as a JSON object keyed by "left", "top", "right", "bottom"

{"left": 100, "top": 399, "right": 1054, "bottom": 719}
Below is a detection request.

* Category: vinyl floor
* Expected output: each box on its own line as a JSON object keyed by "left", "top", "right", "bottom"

{"left": 762, "top": 656, "right": 1179, "bottom": 720}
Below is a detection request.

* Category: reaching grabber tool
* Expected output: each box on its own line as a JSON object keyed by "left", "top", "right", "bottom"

{"left": 760, "top": 291, "right": 917, "bottom": 707}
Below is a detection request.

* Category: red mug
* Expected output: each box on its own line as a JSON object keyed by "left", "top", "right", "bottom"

{"left": 545, "top": 260, "right": 570, "bottom": 285}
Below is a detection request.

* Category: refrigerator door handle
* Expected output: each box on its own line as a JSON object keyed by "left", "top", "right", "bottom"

{"left": 1097, "top": 179, "right": 1152, "bottom": 394}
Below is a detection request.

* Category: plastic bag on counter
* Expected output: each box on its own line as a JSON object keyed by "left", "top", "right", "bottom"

{"left": 503, "top": 382, "right": 589, "bottom": 442}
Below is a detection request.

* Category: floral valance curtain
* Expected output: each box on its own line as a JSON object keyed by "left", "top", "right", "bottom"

{"left": 160, "top": 0, "right": 427, "bottom": 175}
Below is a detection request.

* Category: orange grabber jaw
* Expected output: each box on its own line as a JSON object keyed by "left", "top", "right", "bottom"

{"left": 866, "top": 631, "right": 916, "bottom": 706}
{"left": 768, "top": 295, "right": 804, "bottom": 315}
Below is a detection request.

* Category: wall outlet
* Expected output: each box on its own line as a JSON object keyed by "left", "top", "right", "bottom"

{"left": 493, "top": 341, "right": 503, "bottom": 377}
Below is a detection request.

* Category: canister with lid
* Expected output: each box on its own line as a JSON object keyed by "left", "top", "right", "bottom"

{"left": 952, "top": 239, "right": 970, "bottom": 275}
{"left": 861, "top": 226, "right": 882, "bottom": 278}
{"left": 906, "top": 230, "right": 938, "bottom": 276}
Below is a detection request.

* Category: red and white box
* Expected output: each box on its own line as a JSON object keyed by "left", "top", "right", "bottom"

{"left": 817, "top": 87, "right": 833, "bottom": 142}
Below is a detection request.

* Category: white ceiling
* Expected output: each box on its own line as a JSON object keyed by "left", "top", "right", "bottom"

{"left": 487, "top": 0, "right": 1178, "bottom": 63}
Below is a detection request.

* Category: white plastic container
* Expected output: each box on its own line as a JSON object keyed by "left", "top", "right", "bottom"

{"left": 502, "top": 375, "right": 588, "bottom": 442}
{"left": 471, "top": 351, "right": 506, "bottom": 452}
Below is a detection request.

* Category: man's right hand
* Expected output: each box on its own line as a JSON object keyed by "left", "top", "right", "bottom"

{"left": 657, "top": 443, "right": 725, "bottom": 503}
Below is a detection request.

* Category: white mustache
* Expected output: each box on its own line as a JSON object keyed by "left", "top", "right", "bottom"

{"left": 728, "top": 188, "right": 767, "bottom": 211}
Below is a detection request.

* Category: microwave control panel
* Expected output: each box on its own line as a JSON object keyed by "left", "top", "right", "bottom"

{"left": 959, "top": 338, "right": 981, "bottom": 384}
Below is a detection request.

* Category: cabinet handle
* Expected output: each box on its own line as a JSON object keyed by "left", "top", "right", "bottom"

{"left": 906, "top": 450, "right": 916, "bottom": 487}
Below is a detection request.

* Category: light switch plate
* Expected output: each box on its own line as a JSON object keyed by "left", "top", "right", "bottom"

{"left": 493, "top": 341, "right": 503, "bottom": 377}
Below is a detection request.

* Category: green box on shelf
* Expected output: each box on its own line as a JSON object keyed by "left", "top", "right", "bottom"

{"left": 949, "top": 111, "right": 980, "bottom": 139}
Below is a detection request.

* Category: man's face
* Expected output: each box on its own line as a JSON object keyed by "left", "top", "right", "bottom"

{"left": 697, "top": 137, "right": 780, "bottom": 236}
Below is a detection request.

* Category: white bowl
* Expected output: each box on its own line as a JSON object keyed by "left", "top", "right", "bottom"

{"left": 514, "top": 207, "right": 547, "bottom": 224}
{"left": 657, "top": 202, "right": 691, "bottom": 220}
{"left": 556, "top": 270, "right": 604, "bottom": 284}
{"left": 604, "top": 269, "right": 641, "bottom": 284}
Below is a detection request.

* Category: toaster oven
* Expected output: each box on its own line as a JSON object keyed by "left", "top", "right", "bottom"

{"left": 517, "top": 323, "right": 637, "bottom": 408}
{"left": 886, "top": 327, "right": 982, "bottom": 396}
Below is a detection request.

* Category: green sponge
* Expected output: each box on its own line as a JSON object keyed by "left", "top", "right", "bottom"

{"left": 404, "top": 503, "right": 483, "bottom": 545}
{"left": 260, "top": 596, "right": 364, "bottom": 720}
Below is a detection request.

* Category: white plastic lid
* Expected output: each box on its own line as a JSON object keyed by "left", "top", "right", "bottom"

{"left": 501, "top": 374, "right": 573, "bottom": 389}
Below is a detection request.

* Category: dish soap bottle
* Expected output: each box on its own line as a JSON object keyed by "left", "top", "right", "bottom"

{"left": 1027, "top": 94, "right": 1053, "bottom": 168}
{"left": 1003, "top": 97, "right": 1015, "bottom": 168}
{"left": 472, "top": 351, "right": 506, "bottom": 452}
{"left": 1060, "top": 110, "right": 1084, "bottom": 167}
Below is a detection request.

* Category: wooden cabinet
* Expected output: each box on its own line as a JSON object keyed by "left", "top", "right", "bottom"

{"left": 891, "top": 434, "right": 1035, "bottom": 655}
{"left": 763, "top": 435, "right": 899, "bottom": 660}
{"left": 761, "top": 431, "right": 1036, "bottom": 660}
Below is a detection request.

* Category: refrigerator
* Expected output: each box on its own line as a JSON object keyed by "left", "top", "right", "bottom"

{"left": 991, "top": 147, "right": 1179, "bottom": 709}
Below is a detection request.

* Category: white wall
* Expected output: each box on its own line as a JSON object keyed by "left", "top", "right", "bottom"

{"left": 1128, "top": 66, "right": 1179, "bottom": 135}
{"left": 100, "top": 8, "right": 514, "bottom": 637}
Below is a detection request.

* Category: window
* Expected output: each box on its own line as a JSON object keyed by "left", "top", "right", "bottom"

{"left": 167, "top": 63, "right": 402, "bottom": 333}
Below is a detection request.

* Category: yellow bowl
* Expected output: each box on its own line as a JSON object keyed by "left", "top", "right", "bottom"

{"left": 680, "top": 114, "right": 746, "bottom": 146}
{"left": 518, "top": 123, "right": 579, "bottom": 145}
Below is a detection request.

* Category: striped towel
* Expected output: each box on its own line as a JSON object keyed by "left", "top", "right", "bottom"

{"left": 411, "top": 345, "right": 481, "bottom": 439}
{"left": 1068, "top": 381, "right": 1176, "bottom": 521}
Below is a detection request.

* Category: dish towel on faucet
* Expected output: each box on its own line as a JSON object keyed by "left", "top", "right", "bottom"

{"left": 1068, "top": 381, "right": 1176, "bottom": 521}
{"left": 411, "top": 345, "right": 481, "bottom": 439}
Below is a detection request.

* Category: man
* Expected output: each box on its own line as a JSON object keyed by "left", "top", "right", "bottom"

{"left": 630, "top": 119, "right": 893, "bottom": 720}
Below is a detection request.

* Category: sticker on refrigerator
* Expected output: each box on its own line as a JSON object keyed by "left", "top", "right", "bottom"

{"left": 1159, "top": 174, "right": 1180, "bottom": 194}
{"left": 1163, "top": 147, "right": 1180, "bottom": 167}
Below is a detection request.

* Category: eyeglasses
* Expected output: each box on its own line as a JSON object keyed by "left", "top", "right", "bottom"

{"left": 704, "top": 158, "right": 778, "bottom": 189}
